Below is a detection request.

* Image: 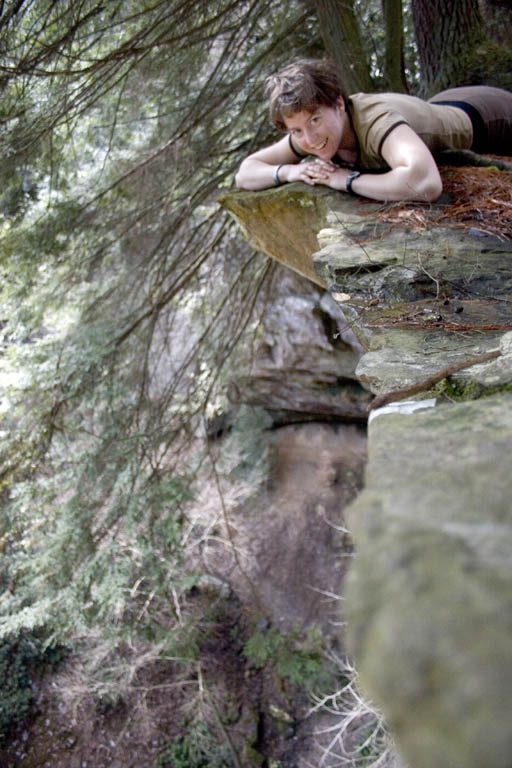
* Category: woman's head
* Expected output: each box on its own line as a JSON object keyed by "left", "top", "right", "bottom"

{"left": 265, "top": 58, "right": 346, "bottom": 131}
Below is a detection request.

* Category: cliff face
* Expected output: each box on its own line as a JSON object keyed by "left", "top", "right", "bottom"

{"left": 225, "top": 265, "right": 371, "bottom": 424}
{"left": 220, "top": 178, "right": 512, "bottom": 768}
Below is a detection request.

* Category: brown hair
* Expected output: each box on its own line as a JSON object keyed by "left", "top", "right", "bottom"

{"left": 265, "top": 58, "right": 346, "bottom": 131}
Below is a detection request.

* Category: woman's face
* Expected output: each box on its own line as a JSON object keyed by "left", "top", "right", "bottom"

{"left": 283, "top": 99, "right": 345, "bottom": 159}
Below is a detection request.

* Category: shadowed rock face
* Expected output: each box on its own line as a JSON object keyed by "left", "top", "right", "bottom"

{"left": 227, "top": 266, "right": 371, "bottom": 423}
{"left": 221, "top": 180, "right": 512, "bottom": 768}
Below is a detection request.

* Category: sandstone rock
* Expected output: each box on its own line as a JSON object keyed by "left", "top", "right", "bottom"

{"left": 220, "top": 185, "right": 334, "bottom": 286}
{"left": 354, "top": 326, "right": 503, "bottom": 394}
{"left": 345, "top": 393, "right": 512, "bottom": 768}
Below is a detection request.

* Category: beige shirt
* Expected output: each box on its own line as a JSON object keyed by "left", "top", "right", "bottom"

{"left": 347, "top": 92, "right": 473, "bottom": 171}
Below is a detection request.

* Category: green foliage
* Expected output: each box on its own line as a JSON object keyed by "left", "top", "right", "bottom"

{"left": 156, "top": 721, "right": 233, "bottom": 768}
{"left": 0, "top": 466, "right": 197, "bottom": 646}
{"left": 0, "top": 0, "right": 322, "bottom": 708}
{"left": 435, "top": 377, "right": 483, "bottom": 401}
{"left": 435, "top": 376, "right": 512, "bottom": 405}
{"left": 0, "top": 638, "right": 34, "bottom": 741}
{"left": 0, "top": 633, "right": 65, "bottom": 741}
{"left": 243, "top": 625, "right": 335, "bottom": 693}
{"left": 243, "top": 626, "right": 284, "bottom": 667}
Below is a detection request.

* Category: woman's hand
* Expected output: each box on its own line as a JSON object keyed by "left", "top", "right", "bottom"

{"left": 288, "top": 160, "right": 350, "bottom": 191}
{"left": 281, "top": 158, "right": 340, "bottom": 185}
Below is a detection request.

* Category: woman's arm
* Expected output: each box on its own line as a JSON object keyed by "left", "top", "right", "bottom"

{"left": 235, "top": 135, "right": 337, "bottom": 190}
{"left": 236, "top": 124, "right": 443, "bottom": 202}
{"left": 313, "top": 124, "right": 443, "bottom": 203}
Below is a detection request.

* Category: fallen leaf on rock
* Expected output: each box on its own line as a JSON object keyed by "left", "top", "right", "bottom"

{"left": 332, "top": 292, "right": 352, "bottom": 302}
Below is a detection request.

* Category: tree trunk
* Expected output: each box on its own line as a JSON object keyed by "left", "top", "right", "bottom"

{"left": 413, "top": 0, "right": 512, "bottom": 95}
{"left": 413, "top": 0, "right": 484, "bottom": 94}
{"left": 311, "top": 0, "right": 374, "bottom": 94}
{"left": 480, "top": 0, "right": 512, "bottom": 47}
{"left": 382, "top": 0, "right": 408, "bottom": 92}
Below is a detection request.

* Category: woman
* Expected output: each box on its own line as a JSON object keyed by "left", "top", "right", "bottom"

{"left": 235, "top": 58, "right": 512, "bottom": 203}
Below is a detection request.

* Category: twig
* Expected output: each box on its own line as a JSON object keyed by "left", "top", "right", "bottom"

{"left": 368, "top": 347, "right": 502, "bottom": 411}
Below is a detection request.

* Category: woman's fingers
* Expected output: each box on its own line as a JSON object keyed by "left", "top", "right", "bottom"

{"left": 300, "top": 160, "right": 335, "bottom": 183}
